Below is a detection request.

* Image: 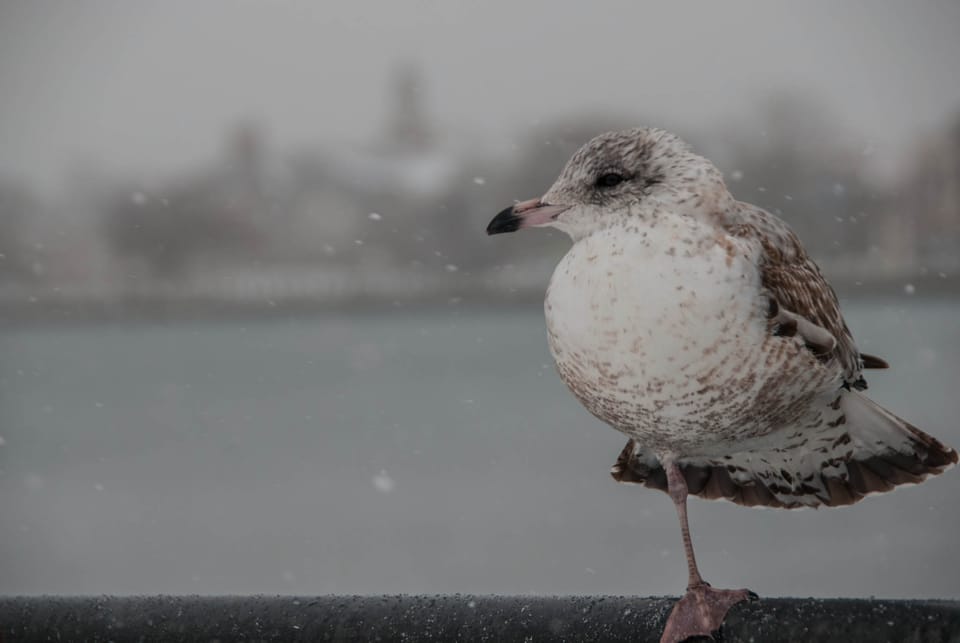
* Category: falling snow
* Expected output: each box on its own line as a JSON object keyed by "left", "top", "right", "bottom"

{"left": 0, "top": 20, "right": 958, "bottom": 602}
{"left": 372, "top": 470, "right": 395, "bottom": 493}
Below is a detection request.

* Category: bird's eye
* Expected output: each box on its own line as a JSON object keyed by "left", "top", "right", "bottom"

{"left": 596, "top": 172, "right": 625, "bottom": 188}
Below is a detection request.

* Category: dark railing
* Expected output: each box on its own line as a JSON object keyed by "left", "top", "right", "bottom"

{"left": 2, "top": 595, "right": 958, "bottom": 642}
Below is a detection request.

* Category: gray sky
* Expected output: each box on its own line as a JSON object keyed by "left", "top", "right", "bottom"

{"left": 1, "top": 0, "right": 959, "bottom": 190}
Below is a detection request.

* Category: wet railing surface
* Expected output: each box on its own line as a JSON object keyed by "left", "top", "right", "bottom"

{"left": 1, "top": 595, "right": 959, "bottom": 642}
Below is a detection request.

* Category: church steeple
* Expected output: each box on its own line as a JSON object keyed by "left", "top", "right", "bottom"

{"left": 386, "top": 63, "right": 431, "bottom": 152}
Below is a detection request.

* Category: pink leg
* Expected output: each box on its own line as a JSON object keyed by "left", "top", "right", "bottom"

{"left": 660, "top": 460, "right": 757, "bottom": 643}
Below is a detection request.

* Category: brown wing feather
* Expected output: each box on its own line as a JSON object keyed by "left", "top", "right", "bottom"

{"left": 724, "top": 202, "right": 869, "bottom": 386}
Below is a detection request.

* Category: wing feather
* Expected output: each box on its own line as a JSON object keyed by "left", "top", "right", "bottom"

{"left": 724, "top": 202, "right": 869, "bottom": 386}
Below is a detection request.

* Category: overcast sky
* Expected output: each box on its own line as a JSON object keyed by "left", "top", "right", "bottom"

{"left": 1, "top": 0, "right": 959, "bottom": 190}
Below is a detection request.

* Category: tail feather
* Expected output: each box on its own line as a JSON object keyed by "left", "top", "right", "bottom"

{"left": 842, "top": 391, "right": 956, "bottom": 469}
{"left": 860, "top": 353, "right": 890, "bottom": 369}
{"left": 611, "top": 391, "right": 957, "bottom": 509}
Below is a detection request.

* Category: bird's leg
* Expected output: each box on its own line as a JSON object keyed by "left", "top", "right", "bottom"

{"left": 666, "top": 459, "right": 705, "bottom": 588}
{"left": 660, "top": 460, "right": 756, "bottom": 643}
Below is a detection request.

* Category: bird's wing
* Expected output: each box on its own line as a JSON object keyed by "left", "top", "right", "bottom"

{"left": 724, "top": 202, "right": 880, "bottom": 388}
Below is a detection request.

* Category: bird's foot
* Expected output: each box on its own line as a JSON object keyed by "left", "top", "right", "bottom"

{"left": 660, "top": 582, "right": 757, "bottom": 643}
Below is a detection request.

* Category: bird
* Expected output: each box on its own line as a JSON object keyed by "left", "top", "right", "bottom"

{"left": 486, "top": 127, "right": 957, "bottom": 643}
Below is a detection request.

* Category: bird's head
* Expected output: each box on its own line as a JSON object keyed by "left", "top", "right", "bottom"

{"left": 487, "top": 127, "right": 731, "bottom": 241}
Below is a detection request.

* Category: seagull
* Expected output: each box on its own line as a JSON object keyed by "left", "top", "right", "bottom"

{"left": 486, "top": 128, "right": 957, "bottom": 643}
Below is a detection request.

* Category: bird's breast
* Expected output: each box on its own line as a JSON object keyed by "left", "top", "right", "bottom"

{"left": 544, "top": 221, "right": 782, "bottom": 450}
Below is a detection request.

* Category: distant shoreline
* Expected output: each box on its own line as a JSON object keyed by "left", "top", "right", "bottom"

{"left": 0, "top": 273, "right": 956, "bottom": 327}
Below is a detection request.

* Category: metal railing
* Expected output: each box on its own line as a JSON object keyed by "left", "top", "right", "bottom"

{"left": 2, "top": 595, "right": 958, "bottom": 642}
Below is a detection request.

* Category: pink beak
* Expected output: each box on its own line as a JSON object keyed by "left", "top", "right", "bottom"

{"left": 486, "top": 198, "right": 571, "bottom": 235}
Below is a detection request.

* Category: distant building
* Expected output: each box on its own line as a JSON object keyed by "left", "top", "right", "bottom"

{"left": 282, "top": 62, "right": 461, "bottom": 267}
{"left": 0, "top": 179, "right": 39, "bottom": 283}
{"left": 103, "top": 122, "right": 272, "bottom": 278}
{"left": 871, "top": 116, "right": 960, "bottom": 275}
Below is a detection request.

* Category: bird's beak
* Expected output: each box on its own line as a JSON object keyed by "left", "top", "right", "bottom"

{"left": 486, "top": 198, "right": 571, "bottom": 235}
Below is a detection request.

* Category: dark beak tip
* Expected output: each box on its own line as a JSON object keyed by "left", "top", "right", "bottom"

{"left": 486, "top": 205, "right": 521, "bottom": 236}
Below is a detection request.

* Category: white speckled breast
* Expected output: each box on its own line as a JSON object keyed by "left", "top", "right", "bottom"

{"left": 544, "top": 216, "right": 837, "bottom": 457}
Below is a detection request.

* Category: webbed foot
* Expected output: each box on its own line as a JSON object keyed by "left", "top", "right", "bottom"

{"left": 660, "top": 582, "right": 757, "bottom": 643}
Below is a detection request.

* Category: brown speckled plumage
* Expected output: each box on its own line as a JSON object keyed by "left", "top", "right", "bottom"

{"left": 493, "top": 127, "right": 957, "bottom": 509}
{"left": 724, "top": 204, "right": 863, "bottom": 384}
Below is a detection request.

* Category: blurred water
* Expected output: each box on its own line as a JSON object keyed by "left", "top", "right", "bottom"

{"left": 1, "top": 299, "right": 958, "bottom": 598}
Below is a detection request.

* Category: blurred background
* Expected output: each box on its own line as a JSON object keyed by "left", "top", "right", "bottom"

{"left": 1, "top": 1, "right": 958, "bottom": 598}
